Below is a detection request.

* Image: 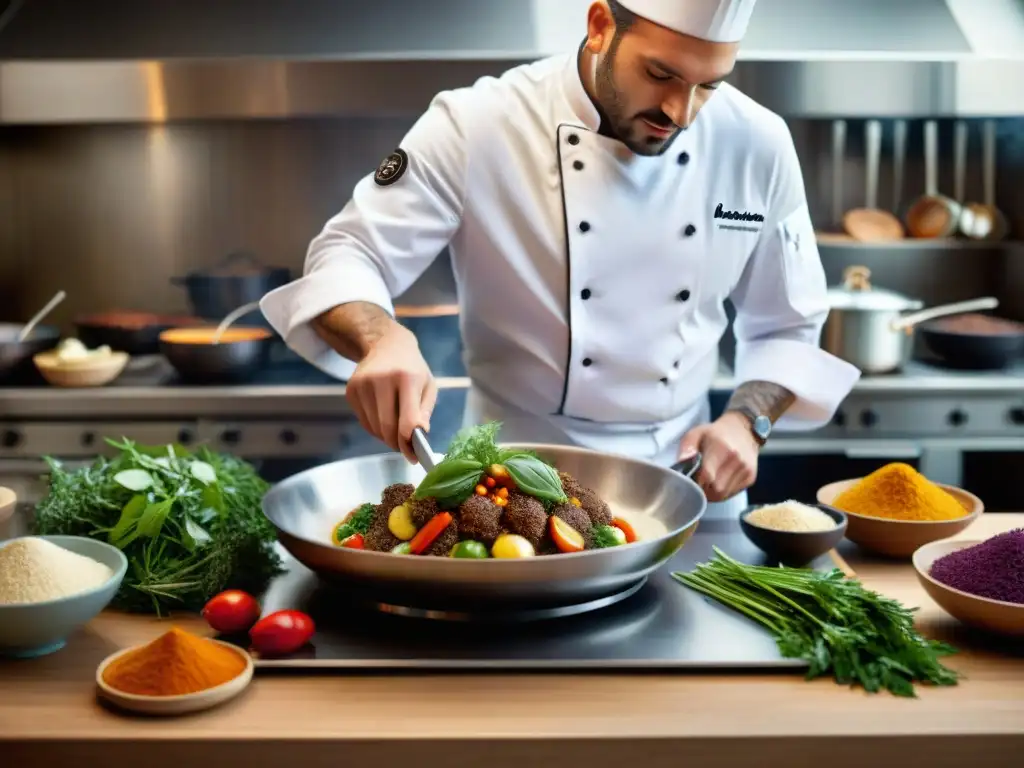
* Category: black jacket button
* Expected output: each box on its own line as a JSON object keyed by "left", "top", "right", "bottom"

{"left": 677, "top": 152, "right": 690, "bottom": 165}
{"left": 581, "top": 288, "right": 592, "bottom": 300}
{"left": 660, "top": 377, "right": 669, "bottom": 384}
{"left": 684, "top": 224, "right": 697, "bottom": 236}
{"left": 676, "top": 289, "right": 691, "bottom": 302}
{"left": 582, "top": 357, "right": 593, "bottom": 367}
{"left": 568, "top": 134, "right": 580, "bottom": 145}
{"left": 579, "top": 221, "right": 591, "bottom": 233}
{"left": 573, "top": 160, "right": 584, "bottom": 170}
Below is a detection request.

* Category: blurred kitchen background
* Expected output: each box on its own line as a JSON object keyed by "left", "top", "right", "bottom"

{"left": 0, "top": 0, "right": 1022, "bottom": 509}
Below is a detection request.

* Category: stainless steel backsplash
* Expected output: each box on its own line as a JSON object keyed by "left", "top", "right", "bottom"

{"left": 0, "top": 116, "right": 1021, "bottom": 328}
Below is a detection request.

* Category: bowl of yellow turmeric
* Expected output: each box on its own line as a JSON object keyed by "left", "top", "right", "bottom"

{"left": 816, "top": 463, "right": 983, "bottom": 558}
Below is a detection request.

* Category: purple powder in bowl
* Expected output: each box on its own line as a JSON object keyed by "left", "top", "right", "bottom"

{"left": 929, "top": 529, "right": 1024, "bottom": 605}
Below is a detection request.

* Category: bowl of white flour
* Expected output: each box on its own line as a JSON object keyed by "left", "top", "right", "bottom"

{"left": 0, "top": 535, "right": 127, "bottom": 658}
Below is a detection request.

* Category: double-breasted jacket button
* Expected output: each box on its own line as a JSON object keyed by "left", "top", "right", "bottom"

{"left": 676, "top": 289, "right": 691, "bottom": 302}
{"left": 683, "top": 224, "right": 697, "bottom": 237}
{"left": 660, "top": 377, "right": 669, "bottom": 385}
{"left": 568, "top": 133, "right": 580, "bottom": 146}
{"left": 573, "top": 160, "right": 584, "bottom": 170}
{"left": 579, "top": 221, "right": 591, "bottom": 233}
{"left": 582, "top": 357, "right": 594, "bottom": 367}
{"left": 581, "top": 288, "right": 592, "bottom": 300}
{"left": 677, "top": 151, "right": 690, "bottom": 165}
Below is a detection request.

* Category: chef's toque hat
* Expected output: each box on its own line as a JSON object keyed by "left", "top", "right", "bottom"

{"left": 616, "top": 0, "right": 757, "bottom": 43}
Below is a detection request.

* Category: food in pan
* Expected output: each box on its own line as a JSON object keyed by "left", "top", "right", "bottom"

{"left": 331, "top": 422, "right": 662, "bottom": 558}
{"left": 928, "top": 313, "right": 1024, "bottom": 335}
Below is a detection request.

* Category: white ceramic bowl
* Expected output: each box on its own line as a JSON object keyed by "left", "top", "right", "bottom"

{"left": 33, "top": 350, "right": 129, "bottom": 387}
{"left": 0, "top": 535, "right": 127, "bottom": 658}
{"left": 96, "top": 639, "right": 254, "bottom": 716}
{"left": 913, "top": 538, "right": 1024, "bottom": 638}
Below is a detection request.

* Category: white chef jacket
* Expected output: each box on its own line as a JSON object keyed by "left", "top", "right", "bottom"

{"left": 261, "top": 50, "right": 860, "bottom": 477}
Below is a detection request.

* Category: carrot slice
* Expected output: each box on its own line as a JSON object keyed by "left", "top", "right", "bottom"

{"left": 409, "top": 512, "right": 453, "bottom": 555}
{"left": 550, "top": 515, "right": 585, "bottom": 554}
{"left": 611, "top": 517, "right": 637, "bottom": 543}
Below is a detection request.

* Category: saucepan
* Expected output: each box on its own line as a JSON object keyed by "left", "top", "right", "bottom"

{"left": 262, "top": 444, "right": 705, "bottom": 620}
{"left": 823, "top": 266, "right": 999, "bottom": 374}
{"left": 159, "top": 302, "right": 273, "bottom": 384}
{"left": 0, "top": 291, "right": 66, "bottom": 382}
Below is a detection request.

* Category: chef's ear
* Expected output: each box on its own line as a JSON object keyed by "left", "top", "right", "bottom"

{"left": 585, "top": 1, "right": 615, "bottom": 52}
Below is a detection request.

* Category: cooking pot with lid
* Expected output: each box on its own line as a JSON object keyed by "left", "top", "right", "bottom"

{"left": 823, "top": 266, "right": 998, "bottom": 374}
{"left": 171, "top": 250, "right": 291, "bottom": 323}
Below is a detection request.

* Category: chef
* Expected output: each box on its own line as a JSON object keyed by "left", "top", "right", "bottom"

{"left": 260, "top": 0, "right": 860, "bottom": 518}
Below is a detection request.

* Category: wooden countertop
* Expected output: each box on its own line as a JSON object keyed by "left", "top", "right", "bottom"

{"left": 3, "top": 516, "right": 1023, "bottom": 768}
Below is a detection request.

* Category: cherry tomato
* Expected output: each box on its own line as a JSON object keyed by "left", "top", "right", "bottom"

{"left": 549, "top": 515, "right": 585, "bottom": 554}
{"left": 249, "top": 610, "right": 315, "bottom": 656}
{"left": 202, "top": 589, "right": 262, "bottom": 634}
{"left": 611, "top": 517, "right": 638, "bottom": 543}
{"left": 340, "top": 533, "right": 365, "bottom": 550}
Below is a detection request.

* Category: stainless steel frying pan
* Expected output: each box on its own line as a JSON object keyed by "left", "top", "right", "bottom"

{"left": 262, "top": 444, "right": 706, "bottom": 618}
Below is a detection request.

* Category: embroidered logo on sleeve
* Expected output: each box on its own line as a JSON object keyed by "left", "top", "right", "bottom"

{"left": 713, "top": 202, "right": 764, "bottom": 233}
{"left": 374, "top": 148, "right": 409, "bottom": 187}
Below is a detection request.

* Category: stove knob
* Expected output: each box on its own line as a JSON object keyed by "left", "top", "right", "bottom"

{"left": 832, "top": 410, "right": 847, "bottom": 427}
{"left": 1, "top": 429, "right": 22, "bottom": 448}
{"left": 221, "top": 429, "right": 242, "bottom": 445}
{"left": 280, "top": 429, "right": 298, "bottom": 446}
{"left": 859, "top": 410, "right": 878, "bottom": 429}
{"left": 1009, "top": 407, "right": 1024, "bottom": 426}
{"left": 177, "top": 428, "right": 194, "bottom": 446}
{"left": 81, "top": 431, "right": 96, "bottom": 448}
{"left": 948, "top": 409, "right": 968, "bottom": 427}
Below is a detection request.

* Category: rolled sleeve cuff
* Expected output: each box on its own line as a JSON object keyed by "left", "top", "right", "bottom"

{"left": 734, "top": 338, "right": 861, "bottom": 430}
{"left": 259, "top": 262, "right": 394, "bottom": 381}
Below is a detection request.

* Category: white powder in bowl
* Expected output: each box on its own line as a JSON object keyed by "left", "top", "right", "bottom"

{"left": 0, "top": 537, "right": 114, "bottom": 605}
{"left": 745, "top": 502, "right": 838, "bottom": 533}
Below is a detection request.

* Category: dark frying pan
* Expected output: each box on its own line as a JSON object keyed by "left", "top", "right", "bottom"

{"left": 0, "top": 323, "right": 61, "bottom": 382}
{"left": 919, "top": 313, "right": 1024, "bottom": 370}
{"left": 75, "top": 311, "right": 205, "bottom": 356}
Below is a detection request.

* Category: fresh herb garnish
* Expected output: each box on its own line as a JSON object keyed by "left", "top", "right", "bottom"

{"left": 502, "top": 454, "right": 567, "bottom": 504}
{"left": 673, "top": 548, "right": 960, "bottom": 697}
{"left": 333, "top": 503, "right": 376, "bottom": 543}
{"left": 413, "top": 458, "right": 485, "bottom": 509}
{"left": 34, "top": 437, "right": 283, "bottom": 616}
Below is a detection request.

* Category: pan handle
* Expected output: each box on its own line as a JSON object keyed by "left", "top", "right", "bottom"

{"left": 670, "top": 452, "right": 702, "bottom": 480}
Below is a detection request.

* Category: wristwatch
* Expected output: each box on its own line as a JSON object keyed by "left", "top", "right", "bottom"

{"left": 727, "top": 406, "right": 772, "bottom": 447}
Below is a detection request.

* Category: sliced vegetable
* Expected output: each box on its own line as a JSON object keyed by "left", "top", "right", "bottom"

{"left": 392, "top": 542, "right": 412, "bottom": 555}
{"left": 502, "top": 454, "right": 567, "bottom": 504}
{"left": 549, "top": 515, "right": 585, "bottom": 553}
{"left": 387, "top": 504, "right": 417, "bottom": 541}
{"left": 594, "top": 524, "right": 627, "bottom": 548}
{"left": 249, "top": 610, "right": 315, "bottom": 657}
{"left": 333, "top": 502, "right": 375, "bottom": 544}
{"left": 450, "top": 540, "right": 489, "bottom": 559}
{"left": 611, "top": 517, "right": 638, "bottom": 543}
{"left": 202, "top": 589, "right": 261, "bottom": 634}
{"left": 491, "top": 533, "right": 536, "bottom": 559}
{"left": 340, "top": 533, "right": 365, "bottom": 550}
{"left": 409, "top": 511, "right": 453, "bottom": 555}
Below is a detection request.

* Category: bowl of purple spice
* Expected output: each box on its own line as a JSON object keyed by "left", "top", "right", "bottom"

{"left": 913, "top": 530, "right": 1024, "bottom": 637}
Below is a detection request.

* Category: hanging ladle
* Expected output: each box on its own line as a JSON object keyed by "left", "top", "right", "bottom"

{"left": 211, "top": 301, "right": 262, "bottom": 344}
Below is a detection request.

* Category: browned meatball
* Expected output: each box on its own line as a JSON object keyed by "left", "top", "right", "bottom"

{"left": 380, "top": 483, "right": 414, "bottom": 514}
{"left": 458, "top": 496, "right": 503, "bottom": 546}
{"left": 502, "top": 491, "right": 548, "bottom": 548}
{"left": 407, "top": 496, "right": 439, "bottom": 529}
{"left": 550, "top": 502, "right": 594, "bottom": 549}
{"left": 423, "top": 518, "right": 459, "bottom": 557}
{"left": 363, "top": 504, "right": 402, "bottom": 552}
{"left": 558, "top": 472, "right": 612, "bottom": 526}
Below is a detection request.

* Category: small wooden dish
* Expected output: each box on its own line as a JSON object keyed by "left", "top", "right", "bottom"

{"left": 96, "top": 640, "right": 254, "bottom": 716}
{"left": 816, "top": 478, "right": 983, "bottom": 558}
{"left": 33, "top": 350, "right": 129, "bottom": 387}
{"left": 913, "top": 538, "right": 1024, "bottom": 637}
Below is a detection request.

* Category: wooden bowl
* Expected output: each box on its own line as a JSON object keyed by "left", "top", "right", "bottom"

{"left": 817, "top": 478, "right": 983, "bottom": 558}
{"left": 96, "top": 640, "right": 253, "bottom": 716}
{"left": 33, "top": 351, "right": 129, "bottom": 387}
{"left": 913, "top": 539, "right": 1024, "bottom": 637}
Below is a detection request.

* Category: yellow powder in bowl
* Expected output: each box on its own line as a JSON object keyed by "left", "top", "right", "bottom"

{"left": 832, "top": 463, "right": 967, "bottom": 521}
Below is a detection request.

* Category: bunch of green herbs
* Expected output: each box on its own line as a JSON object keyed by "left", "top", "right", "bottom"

{"left": 34, "top": 437, "right": 283, "bottom": 615}
{"left": 414, "top": 421, "right": 567, "bottom": 508}
{"left": 673, "top": 547, "right": 960, "bottom": 697}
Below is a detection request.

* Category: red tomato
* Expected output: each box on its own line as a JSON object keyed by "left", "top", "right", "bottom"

{"left": 249, "top": 610, "right": 315, "bottom": 656}
{"left": 341, "top": 533, "right": 365, "bottom": 550}
{"left": 202, "top": 590, "right": 261, "bottom": 634}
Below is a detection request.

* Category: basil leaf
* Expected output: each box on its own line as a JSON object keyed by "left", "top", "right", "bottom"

{"left": 114, "top": 469, "right": 153, "bottom": 492}
{"left": 138, "top": 499, "right": 174, "bottom": 539}
{"left": 414, "top": 458, "right": 485, "bottom": 506}
{"left": 183, "top": 517, "right": 212, "bottom": 550}
{"left": 190, "top": 461, "right": 217, "bottom": 485}
{"left": 503, "top": 455, "right": 566, "bottom": 503}
{"left": 109, "top": 494, "right": 147, "bottom": 547}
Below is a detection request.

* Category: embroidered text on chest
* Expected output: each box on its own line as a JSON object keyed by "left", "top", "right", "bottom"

{"left": 714, "top": 203, "right": 764, "bottom": 233}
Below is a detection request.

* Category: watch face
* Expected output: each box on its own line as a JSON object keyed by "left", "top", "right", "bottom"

{"left": 753, "top": 415, "right": 772, "bottom": 441}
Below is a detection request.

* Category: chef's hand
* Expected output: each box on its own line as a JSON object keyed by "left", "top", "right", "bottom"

{"left": 678, "top": 412, "right": 759, "bottom": 502}
{"left": 345, "top": 324, "right": 437, "bottom": 463}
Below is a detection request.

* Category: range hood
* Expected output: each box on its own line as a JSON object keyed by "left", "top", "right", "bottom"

{"left": 0, "top": 0, "right": 1021, "bottom": 123}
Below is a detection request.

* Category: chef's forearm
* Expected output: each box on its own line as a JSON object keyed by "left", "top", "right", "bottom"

{"left": 726, "top": 381, "right": 796, "bottom": 423}
{"left": 312, "top": 302, "right": 402, "bottom": 362}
